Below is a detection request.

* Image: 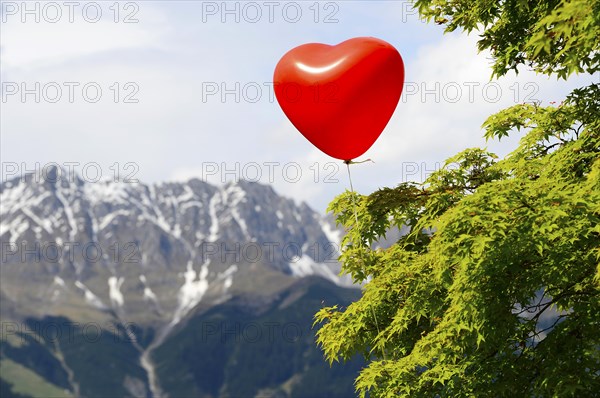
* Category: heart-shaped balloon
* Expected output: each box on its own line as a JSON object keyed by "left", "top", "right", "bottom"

{"left": 273, "top": 37, "right": 404, "bottom": 161}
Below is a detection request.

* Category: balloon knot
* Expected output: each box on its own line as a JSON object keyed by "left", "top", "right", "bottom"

{"left": 344, "top": 158, "right": 374, "bottom": 165}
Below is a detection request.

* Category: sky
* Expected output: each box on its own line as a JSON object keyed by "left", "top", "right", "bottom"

{"left": 1, "top": 1, "right": 598, "bottom": 212}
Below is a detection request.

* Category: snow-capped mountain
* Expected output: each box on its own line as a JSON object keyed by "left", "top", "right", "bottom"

{"left": 0, "top": 166, "right": 350, "bottom": 325}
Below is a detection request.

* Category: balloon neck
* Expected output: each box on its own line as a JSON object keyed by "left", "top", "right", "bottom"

{"left": 343, "top": 159, "right": 353, "bottom": 165}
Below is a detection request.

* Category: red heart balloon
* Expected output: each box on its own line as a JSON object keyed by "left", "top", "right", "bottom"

{"left": 273, "top": 37, "right": 404, "bottom": 161}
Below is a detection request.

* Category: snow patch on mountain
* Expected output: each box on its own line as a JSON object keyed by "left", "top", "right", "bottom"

{"left": 207, "top": 191, "right": 221, "bottom": 242}
{"left": 320, "top": 218, "right": 343, "bottom": 246}
{"left": 288, "top": 255, "right": 343, "bottom": 286}
{"left": 99, "top": 210, "right": 131, "bottom": 230}
{"left": 0, "top": 215, "right": 29, "bottom": 242}
{"left": 22, "top": 205, "right": 53, "bottom": 235}
{"left": 171, "top": 261, "right": 210, "bottom": 325}
{"left": 54, "top": 276, "right": 66, "bottom": 287}
{"left": 139, "top": 275, "right": 159, "bottom": 303}
{"left": 224, "top": 184, "right": 250, "bottom": 239}
{"left": 55, "top": 187, "right": 78, "bottom": 241}
{"left": 75, "top": 281, "right": 108, "bottom": 310}
{"left": 84, "top": 181, "right": 130, "bottom": 206}
{"left": 108, "top": 276, "right": 125, "bottom": 307}
{"left": 217, "top": 264, "right": 238, "bottom": 291}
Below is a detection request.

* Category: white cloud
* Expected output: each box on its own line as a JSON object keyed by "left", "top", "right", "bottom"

{"left": 371, "top": 32, "right": 595, "bottom": 167}
{"left": 1, "top": 4, "right": 168, "bottom": 71}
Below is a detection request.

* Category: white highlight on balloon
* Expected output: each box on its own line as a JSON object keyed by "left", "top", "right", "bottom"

{"left": 295, "top": 58, "right": 346, "bottom": 74}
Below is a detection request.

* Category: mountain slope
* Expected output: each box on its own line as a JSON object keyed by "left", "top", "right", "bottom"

{"left": 154, "top": 277, "right": 363, "bottom": 398}
{"left": 0, "top": 278, "right": 364, "bottom": 398}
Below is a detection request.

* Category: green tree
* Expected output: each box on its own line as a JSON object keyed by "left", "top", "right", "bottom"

{"left": 315, "top": 0, "right": 600, "bottom": 396}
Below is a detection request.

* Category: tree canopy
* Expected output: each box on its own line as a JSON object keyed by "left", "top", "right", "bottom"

{"left": 415, "top": 0, "right": 600, "bottom": 78}
{"left": 315, "top": 0, "right": 600, "bottom": 396}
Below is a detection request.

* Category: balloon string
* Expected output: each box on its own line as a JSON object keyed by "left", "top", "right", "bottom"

{"left": 344, "top": 158, "right": 374, "bottom": 229}
{"left": 345, "top": 162, "right": 359, "bottom": 227}
{"left": 344, "top": 159, "right": 387, "bottom": 363}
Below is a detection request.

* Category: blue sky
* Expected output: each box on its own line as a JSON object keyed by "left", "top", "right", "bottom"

{"left": 1, "top": 1, "right": 598, "bottom": 212}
